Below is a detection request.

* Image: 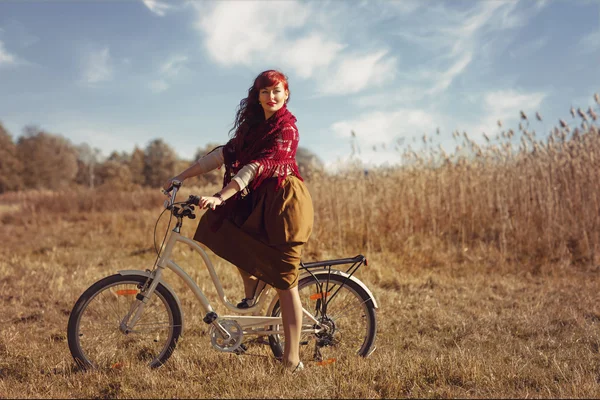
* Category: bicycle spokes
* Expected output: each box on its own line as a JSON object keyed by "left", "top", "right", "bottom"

{"left": 68, "top": 275, "right": 181, "bottom": 369}
{"left": 269, "top": 273, "right": 376, "bottom": 364}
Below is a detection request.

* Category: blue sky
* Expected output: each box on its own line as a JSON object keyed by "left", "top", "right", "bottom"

{"left": 0, "top": 0, "right": 599, "bottom": 167}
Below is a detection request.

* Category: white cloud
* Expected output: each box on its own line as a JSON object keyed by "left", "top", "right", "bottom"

{"left": 196, "top": 1, "right": 309, "bottom": 66}
{"left": 0, "top": 40, "right": 16, "bottom": 66}
{"left": 330, "top": 90, "right": 547, "bottom": 165}
{"left": 329, "top": 109, "right": 441, "bottom": 166}
{"left": 281, "top": 34, "right": 346, "bottom": 79}
{"left": 331, "top": 109, "right": 440, "bottom": 147}
{"left": 160, "top": 55, "right": 188, "bottom": 77}
{"left": 426, "top": 52, "right": 473, "bottom": 95}
{"left": 81, "top": 47, "right": 113, "bottom": 85}
{"left": 195, "top": 0, "right": 396, "bottom": 95}
{"left": 393, "top": 1, "right": 546, "bottom": 98}
{"left": 147, "top": 55, "right": 189, "bottom": 93}
{"left": 319, "top": 51, "right": 397, "bottom": 96}
{"left": 469, "top": 89, "right": 547, "bottom": 136}
{"left": 142, "top": 0, "right": 171, "bottom": 17}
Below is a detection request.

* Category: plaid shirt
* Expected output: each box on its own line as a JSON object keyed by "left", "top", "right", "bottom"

{"left": 223, "top": 105, "right": 302, "bottom": 192}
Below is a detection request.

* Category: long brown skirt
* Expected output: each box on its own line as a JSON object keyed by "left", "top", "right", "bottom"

{"left": 193, "top": 176, "right": 313, "bottom": 290}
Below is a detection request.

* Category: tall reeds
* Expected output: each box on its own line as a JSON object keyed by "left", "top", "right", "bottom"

{"left": 308, "top": 94, "right": 600, "bottom": 268}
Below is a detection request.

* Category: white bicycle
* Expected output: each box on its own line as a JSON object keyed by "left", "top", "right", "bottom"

{"left": 67, "top": 182, "right": 378, "bottom": 369}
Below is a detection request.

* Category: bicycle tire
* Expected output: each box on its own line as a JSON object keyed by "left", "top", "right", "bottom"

{"left": 268, "top": 273, "right": 377, "bottom": 361}
{"left": 67, "top": 274, "right": 182, "bottom": 369}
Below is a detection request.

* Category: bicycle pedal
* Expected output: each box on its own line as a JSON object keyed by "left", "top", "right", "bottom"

{"left": 255, "top": 336, "right": 269, "bottom": 345}
{"left": 234, "top": 343, "right": 247, "bottom": 355}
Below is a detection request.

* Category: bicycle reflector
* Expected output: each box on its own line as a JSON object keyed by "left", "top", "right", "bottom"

{"left": 115, "top": 289, "right": 138, "bottom": 296}
{"left": 309, "top": 292, "right": 330, "bottom": 300}
{"left": 316, "top": 358, "right": 336, "bottom": 366}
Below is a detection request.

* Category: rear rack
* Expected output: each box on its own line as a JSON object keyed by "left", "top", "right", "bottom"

{"left": 300, "top": 254, "right": 367, "bottom": 291}
{"left": 299, "top": 254, "right": 369, "bottom": 319}
{"left": 301, "top": 254, "right": 366, "bottom": 270}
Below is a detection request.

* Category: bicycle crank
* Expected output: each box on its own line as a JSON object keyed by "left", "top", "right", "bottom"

{"left": 209, "top": 319, "right": 244, "bottom": 353}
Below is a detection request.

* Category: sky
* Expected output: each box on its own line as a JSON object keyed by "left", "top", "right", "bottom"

{"left": 0, "top": 0, "right": 599, "bottom": 167}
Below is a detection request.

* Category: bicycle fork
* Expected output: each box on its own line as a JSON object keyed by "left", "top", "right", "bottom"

{"left": 119, "top": 269, "right": 165, "bottom": 333}
{"left": 117, "top": 268, "right": 232, "bottom": 341}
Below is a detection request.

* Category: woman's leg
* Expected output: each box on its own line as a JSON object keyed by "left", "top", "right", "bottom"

{"left": 276, "top": 285, "right": 302, "bottom": 367}
{"left": 238, "top": 268, "right": 259, "bottom": 299}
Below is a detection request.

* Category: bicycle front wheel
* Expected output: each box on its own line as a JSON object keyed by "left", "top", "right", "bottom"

{"left": 268, "top": 273, "right": 377, "bottom": 362}
{"left": 67, "top": 274, "right": 182, "bottom": 369}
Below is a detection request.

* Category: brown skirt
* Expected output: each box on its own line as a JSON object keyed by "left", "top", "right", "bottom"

{"left": 193, "top": 176, "right": 313, "bottom": 290}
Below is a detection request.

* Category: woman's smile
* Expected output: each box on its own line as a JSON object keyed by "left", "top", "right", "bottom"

{"left": 259, "top": 82, "right": 289, "bottom": 119}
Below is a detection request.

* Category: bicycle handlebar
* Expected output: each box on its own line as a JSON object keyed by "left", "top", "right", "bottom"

{"left": 161, "top": 180, "right": 202, "bottom": 221}
{"left": 161, "top": 180, "right": 182, "bottom": 209}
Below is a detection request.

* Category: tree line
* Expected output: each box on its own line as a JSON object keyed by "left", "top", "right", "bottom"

{"left": 0, "top": 122, "right": 323, "bottom": 193}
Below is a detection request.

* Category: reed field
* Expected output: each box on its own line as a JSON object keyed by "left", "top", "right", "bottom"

{"left": 1, "top": 101, "right": 600, "bottom": 398}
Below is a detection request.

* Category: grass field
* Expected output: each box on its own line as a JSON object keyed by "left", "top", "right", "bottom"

{"left": 2, "top": 104, "right": 600, "bottom": 398}
{"left": 1, "top": 184, "right": 600, "bottom": 398}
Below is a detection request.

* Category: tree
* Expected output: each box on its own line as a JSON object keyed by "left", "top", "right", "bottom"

{"left": 107, "top": 150, "right": 130, "bottom": 164}
{"left": 97, "top": 160, "right": 133, "bottom": 190}
{"left": 129, "top": 146, "right": 146, "bottom": 186}
{"left": 143, "top": 139, "right": 178, "bottom": 187}
{"left": 17, "top": 126, "right": 78, "bottom": 190}
{"left": 74, "top": 143, "right": 102, "bottom": 189}
{"left": 296, "top": 146, "right": 324, "bottom": 179}
{"left": 0, "top": 122, "right": 23, "bottom": 193}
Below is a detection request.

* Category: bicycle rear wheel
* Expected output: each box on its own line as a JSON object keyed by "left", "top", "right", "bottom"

{"left": 67, "top": 274, "right": 182, "bottom": 369}
{"left": 268, "top": 273, "right": 377, "bottom": 362}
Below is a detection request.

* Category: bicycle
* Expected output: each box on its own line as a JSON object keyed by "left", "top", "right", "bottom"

{"left": 67, "top": 181, "right": 378, "bottom": 370}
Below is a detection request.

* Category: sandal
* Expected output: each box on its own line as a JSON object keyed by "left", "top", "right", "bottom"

{"left": 236, "top": 280, "right": 267, "bottom": 309}
{"left": 275, "top": 357, "right": 304, "bottom": 373}
{"left": 236, "top": 297, "right": 256, "bottom": 309}
{"left": 291, "top": 361, "right": 304, "bottom": 373}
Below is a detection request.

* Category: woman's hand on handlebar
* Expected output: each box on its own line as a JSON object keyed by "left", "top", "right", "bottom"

{"left": 198, "top": 196, "right": 224, "bottom": 210}
{"left": 162, "top": 176, "right": 182, "bottom": 193}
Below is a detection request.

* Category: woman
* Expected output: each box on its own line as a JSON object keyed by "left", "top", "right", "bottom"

{"left": 163, "top": 70, "right": 313, "bottom": 373}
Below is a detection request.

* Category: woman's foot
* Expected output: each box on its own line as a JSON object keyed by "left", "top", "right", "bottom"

{"left": 237, "top": 280, "right": 267, "bottom": 309}
{"left": 291, "top": 361, "right": 304, "bottom": 373}
{"left": 281, "top": 360, "right": 303, "bottom": 373}
{"left": 236, "top": 297, "right": 257, "bottom": 309}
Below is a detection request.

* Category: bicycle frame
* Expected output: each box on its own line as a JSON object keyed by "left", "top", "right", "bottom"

{"left": 121, "top": 227, "right": 322, "bottom": 337}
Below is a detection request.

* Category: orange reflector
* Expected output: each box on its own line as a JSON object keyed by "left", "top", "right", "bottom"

{"left": 310, "top": 292, "right": 330, "bottom": 300}
{"left": 111, "top": 362, "right": 124, "bottom": 369}
{"left": 316, "top": 358, "right": 336, "bottom": 366}
{"left": 115, "top": 289, "right": 138, "bottom": 296}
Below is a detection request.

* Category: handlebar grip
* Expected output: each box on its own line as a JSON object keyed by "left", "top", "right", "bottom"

{"left": 188, "top": 195, "right": 200, "bottom": 206}
{"left": 163, "top": 179, "right": 183, "bottom": 194}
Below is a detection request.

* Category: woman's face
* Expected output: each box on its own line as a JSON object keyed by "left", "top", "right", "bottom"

{"left": 259, "top": 82, "right": 289, "bottom": 119}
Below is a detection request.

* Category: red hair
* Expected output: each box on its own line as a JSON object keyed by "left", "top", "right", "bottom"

{"left": 229, "top": 70, "right": 289, "bottom": 138}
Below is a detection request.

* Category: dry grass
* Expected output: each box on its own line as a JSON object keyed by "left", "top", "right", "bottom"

{"left": 2, "top": 101, "right": 600, "bottom": 398}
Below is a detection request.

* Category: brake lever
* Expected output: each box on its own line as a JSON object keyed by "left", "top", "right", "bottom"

{"left": 187, "top": 195, "right": 200, "bottom": 206}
